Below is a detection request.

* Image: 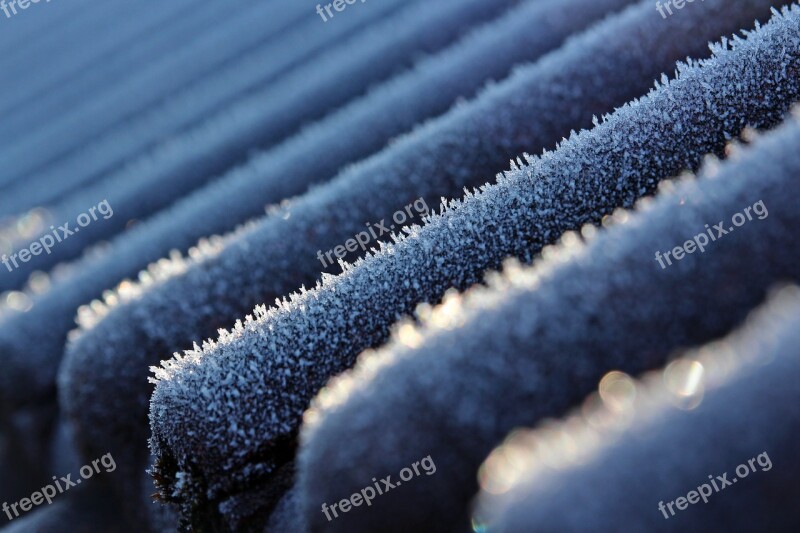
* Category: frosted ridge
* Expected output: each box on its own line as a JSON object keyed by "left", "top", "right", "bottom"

{"left": 294, "top": 110, "right": 800, "bottom": 530}
{"left": 139, "top": 4, "right": 800, "bottom": 527}
{"left": 475, "top": 288, "right": 800, "bottom": 532}
{"left": 0, "top": 0, "right": 489, "bottom": 291}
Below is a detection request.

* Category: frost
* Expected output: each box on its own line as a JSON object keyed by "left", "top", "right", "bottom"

{"left": 141, "top": 1, "right": 800, "bottom": 527}
{"left": 475, "top": 288, "right": 800, "bottom": 532}
{"left": 0, "top": 0, "right": 504, "bottom": 292}
{"left": 1, "top": 0, "right": 533, "bottom": 409}
{"left": 295, "top": 109, "right": 800, "bottom": 531}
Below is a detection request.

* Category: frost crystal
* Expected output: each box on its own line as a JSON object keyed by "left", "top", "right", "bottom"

{"left": 140, "top": 2, "right": 800, "bottom": 527}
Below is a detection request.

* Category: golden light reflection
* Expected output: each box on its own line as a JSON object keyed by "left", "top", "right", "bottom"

{"left": 478, "top": 443, "right": 517, "bottom": 496}
{"left": 397, "top": 323, "right": 423, "bottom": 349}
{"left": 15, "top": 208, "right": 50, "bottom": 239}
{"left": 583, "top": 392, "right": 617, "bottom": 431}
{"left": 430, "top": 290, "right": 464, "bottom": 330}
{"left": 305, "top": 374, "right": 355, "bottom": 428}
{"left": 117, "top": 280, "right": 135, "bottom": 298}
{"left": 664, "top": 359, "right": 705, "bottom": 410}
{"left": 5, "top": 291, "right": 32, "bottom": 312}
{"left": 27, "top": 271, "right": 50, "bottom": 294}
{"left": 598, "top": 370, "right": 636, "bottom": 413}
